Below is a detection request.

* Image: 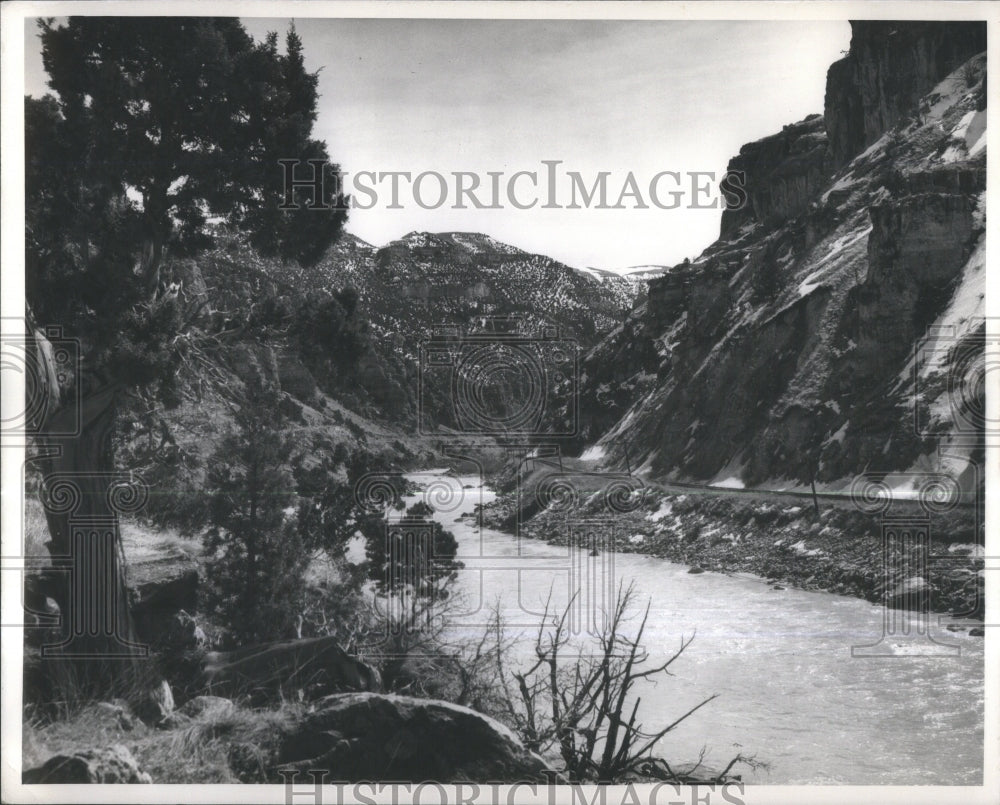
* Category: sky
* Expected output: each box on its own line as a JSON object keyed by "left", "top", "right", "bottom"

{"left": 24, "top": 18, "right": 851, "bottom": 273}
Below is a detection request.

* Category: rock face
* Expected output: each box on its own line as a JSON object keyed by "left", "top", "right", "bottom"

{"left": 855, "top": 181, "right": 980, "bottom": 379}
{"left": 576, "top": 23, "right": 986, "bottom": 492}
{"left": 129, "top": 558, "right": 199, "bottom": 645}
{"left": 646, "top": 269, "right": 689, "bottom": 328}
{"left": 720, "top": 114, "right": 830, "bottom": 238}
{"left": 824, "top": 21, "right": 986, "bottom": 166}
{"left": 23, "top": 745, "right": 152, "bottom": 784}
{"left": 275, "top": 692, "right": 555, "bottom": 783}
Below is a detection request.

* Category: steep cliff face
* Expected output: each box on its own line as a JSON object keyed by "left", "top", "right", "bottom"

{"left": 824, "top": 21, "right": 986, "bottom": 166}
{"left": 720, "top": 114, "right": 830, "bottom": 238}
{"left": 578, "top": 24, "right": 986, "bottom": 495}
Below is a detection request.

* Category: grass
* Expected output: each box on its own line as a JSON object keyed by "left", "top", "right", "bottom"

{"left": 24, "top": 697, "right": 305, "bottom": 783}
{"left": 22, "top": 494, "right": 201, "bottom": 580}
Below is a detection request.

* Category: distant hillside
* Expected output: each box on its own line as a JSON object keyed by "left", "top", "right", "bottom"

{"left": 315, "top": 230, "right": 638, "bottom": 354}
{"left": 150, "top": 224, "right": 640, "bottom": 455}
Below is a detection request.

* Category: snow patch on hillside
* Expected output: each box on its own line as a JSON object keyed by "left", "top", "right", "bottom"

{"left": 645, "top": 499, "right": 673, "bottom": 522}
{"left": 579, "top": 444, "right": 606, "bottom": 462}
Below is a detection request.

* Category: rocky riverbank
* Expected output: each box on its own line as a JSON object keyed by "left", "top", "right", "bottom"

{"left": 479, "top": 488, "right": 984, "bottom": 632}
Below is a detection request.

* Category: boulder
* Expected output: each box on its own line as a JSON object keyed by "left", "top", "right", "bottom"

{"left": 135, "top": 679, "right": 175, "bottom": 725}
{"left": 23, "top": 745, "right": 152, "bottom": 784}
{"left": 93, "top": 701, "right": 136, "bottom": 732}
{"left": 129, "top": 558, "right": 199, "bottom": 645}
{"left": 887, "top": 576, "right": 932, "bottom": 611}
{"left": 276, "top": 692, "right": 555, "bottom": 783}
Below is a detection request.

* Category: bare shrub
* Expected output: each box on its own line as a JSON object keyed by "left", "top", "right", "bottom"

{"left": 489, "top": 582, "right": 761, "bottom": 783}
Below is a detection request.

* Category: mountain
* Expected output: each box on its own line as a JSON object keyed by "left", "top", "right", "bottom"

{"left": 173, "top": 226, "right": 640, "bottom": 437}
{"left": 574, "top": 21, "right": 987, "bottom": 496}
{"left": 321, "top": 230, "right": 639, "bottom": 350}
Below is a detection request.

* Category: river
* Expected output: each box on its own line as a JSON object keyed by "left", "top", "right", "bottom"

{"left": 398, "top": 471, "right": 984, "bottom": 785}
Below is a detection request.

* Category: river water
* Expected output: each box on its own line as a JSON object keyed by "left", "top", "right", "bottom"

{"left": 400, "top": 471, "right": 984, "bottom": 785}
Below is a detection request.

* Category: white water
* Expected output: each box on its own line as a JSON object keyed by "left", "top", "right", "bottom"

{"left": 402, "top": 472, "right": 984, "bottom": 785}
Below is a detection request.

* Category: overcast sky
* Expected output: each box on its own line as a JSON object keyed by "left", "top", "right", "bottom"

{"left": 24, "top": 18, "right": 851, "bottom": 272}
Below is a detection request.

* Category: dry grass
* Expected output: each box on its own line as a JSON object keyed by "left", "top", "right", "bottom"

{"left": 22, "top": 495, "right": 201, "bottom": 563}
{"left": 119, "top": 518, "right": 201, "bottom": 564}
{"left": 24, "top": 698, "right": 305, "bottom": 783}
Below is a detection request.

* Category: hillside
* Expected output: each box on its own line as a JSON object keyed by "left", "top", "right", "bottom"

{"left": 574, "top": 21, "right": 987, "bottom": 499}
{"left": 314, "top": 229, "right": 639, "bottom": 355}
{"left": 181, "top": 228, "right": 637, "bottom": 431}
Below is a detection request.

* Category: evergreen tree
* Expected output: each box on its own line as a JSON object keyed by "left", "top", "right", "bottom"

{"left": 24, "top": 18, "right": 347, "bottom": 680}
{"left": 203, "top": 375, "right": 307, "bottom": 646}
{"left": 365, "top": 501, "right": 462, "bottom": 601}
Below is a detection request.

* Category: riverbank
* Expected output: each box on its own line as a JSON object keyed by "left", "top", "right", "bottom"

{"left": 478, "top": 485, "right": 984, "bottom": 630}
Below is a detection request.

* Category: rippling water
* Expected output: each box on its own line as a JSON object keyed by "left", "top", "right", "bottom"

{"left": 404, "top": 472, "right": 984, "bottom": 785}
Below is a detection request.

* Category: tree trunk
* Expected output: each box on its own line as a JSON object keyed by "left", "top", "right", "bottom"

{"left": 30, "top": 325, "right": 151, "bottom": 702}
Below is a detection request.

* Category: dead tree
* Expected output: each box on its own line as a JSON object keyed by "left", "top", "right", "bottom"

{"left": 493, "top": 582, "right": 754, "bottom": 783}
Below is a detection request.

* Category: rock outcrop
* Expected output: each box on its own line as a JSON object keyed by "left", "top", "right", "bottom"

{"left": 273, "top": 692, "right": 555, "bottom": 783}
{"left": 824, "top": 21, "right": 986, "bottom": 166}
{"left": 129, "top": 556, "right": 199, "bottom": 646}
{"left": 202, "top": 635, "right": 382, "bottom": 702}
{"left": 23, "top": 745, "right": 152, "bottom": 784}
{"left": 720, "top": 114, "right": 830, "bottom": 238}
{"left": 855, "top": 180, "right": 980, "bottom": 379}
{"left": 177, "top": 694, "right": 237, "bottom": 719}
{"left": 646, "top": 269, "right": 688, "bottom": 328}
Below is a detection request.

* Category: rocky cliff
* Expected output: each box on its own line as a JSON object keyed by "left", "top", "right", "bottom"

{"left": 719, "top": 114, "right": 830, "bottom": 239}
{"left": 824, "top": 21, "right": 987, "bottom": 166}
{"left": 577, "top": 22, "right": 986, "bottom": 498}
